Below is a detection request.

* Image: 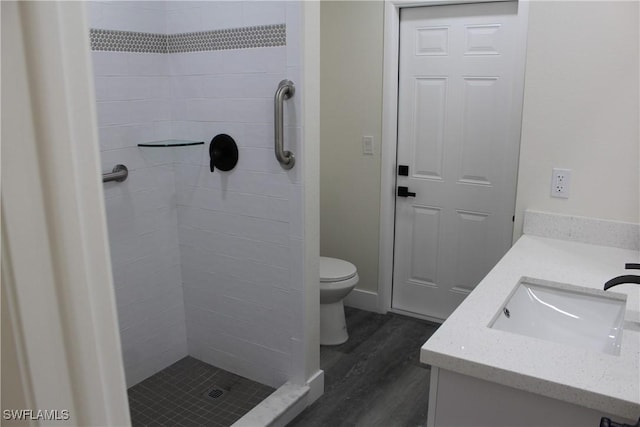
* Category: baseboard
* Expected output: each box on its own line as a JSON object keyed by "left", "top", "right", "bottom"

{"left": 344, "top": 288, "right": 381, "bottom": 313}
{"left": 390, "top": 307, "right": 444, "bottom": 325}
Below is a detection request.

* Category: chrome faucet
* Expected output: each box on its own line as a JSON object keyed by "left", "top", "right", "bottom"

{"left": 604, "top": 263, "right": 640, "bottom": 290}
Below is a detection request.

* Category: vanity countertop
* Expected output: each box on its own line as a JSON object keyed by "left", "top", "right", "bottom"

{"left": 420, "top": 235, "right": 640, "bottom": 419}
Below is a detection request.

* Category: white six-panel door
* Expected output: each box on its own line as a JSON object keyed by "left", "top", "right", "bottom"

{"left": 392, "top": 2, "right": 528, "bottom": 320}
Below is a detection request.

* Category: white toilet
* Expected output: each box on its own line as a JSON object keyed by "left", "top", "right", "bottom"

{"left": 319, "top": 256, "right": 359, "bottom": 345}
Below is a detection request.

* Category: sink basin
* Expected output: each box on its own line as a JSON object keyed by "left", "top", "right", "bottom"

{"left": 490, "top": 277, "right": 627, "bottom": 355}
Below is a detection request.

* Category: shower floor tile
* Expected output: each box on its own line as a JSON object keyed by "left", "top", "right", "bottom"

{"left": 128, "top": 356, "right": 275, "bottom": 427}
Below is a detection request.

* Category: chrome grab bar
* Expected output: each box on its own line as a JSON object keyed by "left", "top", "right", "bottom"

{"left": 274, "top": 79, "right": 295, "bottom": 169}
{"left": 102, "top": 164, "right": 128, "bottom": 183}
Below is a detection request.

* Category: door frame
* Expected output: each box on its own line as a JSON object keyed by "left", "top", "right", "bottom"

{"left": 2, "top": 2, "right": 130, "bottom": 424}
{"left": 377, "top": 0, "right": 529, "bottom": 316}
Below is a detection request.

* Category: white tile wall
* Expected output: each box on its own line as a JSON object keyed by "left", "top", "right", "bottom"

{"left": 90, "top": 1, "right": 186, "bottom": 388}
{"left": 177, "top": 205, "right": 291, "bottom": 245}
{"left": 242, "top": 1, "right": 286, "bottom": 27}
{"left": 168, "top": 48, "right": 287, "bottom": 76}
{"left": 168, "top": 0, "right": 303, "bottom": 388}
{"left": 165, "top": 1, "right": 286, "bottom": 33}
{"left": 88, "top": 1, "right": 166, "bottom": 33}
{"left": 89, "top": 0, "right": 305, "bottom": 389}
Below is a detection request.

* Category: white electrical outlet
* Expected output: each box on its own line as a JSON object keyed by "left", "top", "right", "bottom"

{"left": 551, "top": 168, "right": 571, "bottom": 199}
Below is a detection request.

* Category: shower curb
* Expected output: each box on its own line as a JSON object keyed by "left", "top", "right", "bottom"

{"left": 231, "top": 382, "right": 309, "bottom": 427}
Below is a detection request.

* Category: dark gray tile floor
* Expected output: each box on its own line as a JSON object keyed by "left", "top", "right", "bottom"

{"left": 128, "top": 356, "right": 275, "bottom": 427}
{"left": 289, "top": 307, "right": 440, "bottom": 427}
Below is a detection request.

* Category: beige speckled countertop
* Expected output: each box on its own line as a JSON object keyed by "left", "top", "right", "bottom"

{"left": 421, "top": 235, "right": 640, "bottom": 419}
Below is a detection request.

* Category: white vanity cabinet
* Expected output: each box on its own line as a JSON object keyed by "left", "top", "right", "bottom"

{"left": 420, "top": 228, "right": 640, "bottom": 427}
{"left": 427, "top": 368, "right": 635, "bottom": 427}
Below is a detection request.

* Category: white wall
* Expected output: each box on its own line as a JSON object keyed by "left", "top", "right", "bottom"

{"left": 89, "top": 1, "right": 188, "bottom": 387}
{"left": 320, "top": 1, "right": 384, "bottom": 293}
{"left": 513, "top": 0, "right": 639, "bottom": 237}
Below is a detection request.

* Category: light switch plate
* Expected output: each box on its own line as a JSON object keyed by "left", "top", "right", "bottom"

{"left": 362, "top": 136, "right": 374, "bottom": 155}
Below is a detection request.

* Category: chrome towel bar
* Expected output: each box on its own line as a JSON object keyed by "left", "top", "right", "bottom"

{"left": 102, "top": 164, "right": 128, "bottom": 183}
{"left": 274, "top": 79, "right": 295, "bottom": 169}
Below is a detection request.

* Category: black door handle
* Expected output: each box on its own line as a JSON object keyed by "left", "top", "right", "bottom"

{"left": 397, "top": 186, "right": 416, "bottom": 197}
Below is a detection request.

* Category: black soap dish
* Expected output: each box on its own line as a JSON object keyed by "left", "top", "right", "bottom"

{"left": 209, "top": 134, "right": 238, "bottom": 172}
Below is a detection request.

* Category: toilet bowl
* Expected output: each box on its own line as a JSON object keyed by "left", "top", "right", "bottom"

{"left": 320, "top": 256, "right": 359, "bottom": 345}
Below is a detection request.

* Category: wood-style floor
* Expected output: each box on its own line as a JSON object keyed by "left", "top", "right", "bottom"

{"left": 289, "top": 307, "right": 440, "bottom": 427}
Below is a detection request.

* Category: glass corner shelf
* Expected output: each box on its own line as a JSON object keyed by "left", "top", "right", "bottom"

{"left": 137, "top": 139, "right": 204, "bottom": 148}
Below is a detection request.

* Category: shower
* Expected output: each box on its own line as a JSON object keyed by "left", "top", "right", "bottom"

{"left": 90, "top": 0, "right": 320, "bottom": 424}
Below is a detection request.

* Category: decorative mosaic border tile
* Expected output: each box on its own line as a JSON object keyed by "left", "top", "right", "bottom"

{"left": 89, "top": 24, "right": 286, "bottom": 53}
{"left": 168, "top": 25, "right": 286, "bottom": 53}
{"left": 90, "top": 29, "right": 167, "bottom": 53}
{"left": 523, "top": 210, "right": 640, "bottom": 251}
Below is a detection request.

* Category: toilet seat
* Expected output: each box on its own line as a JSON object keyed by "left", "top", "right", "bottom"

{"left": 320, "top": 257, "right": 357, "bottom": 283}
{"left": 320, "top": 273, "right": 359, "bottom": 292}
